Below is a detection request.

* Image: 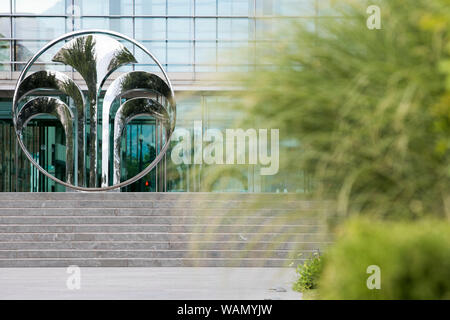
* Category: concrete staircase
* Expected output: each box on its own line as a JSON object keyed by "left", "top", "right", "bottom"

{"left": 0, "top": 193, "right": 330, "bottom": 267}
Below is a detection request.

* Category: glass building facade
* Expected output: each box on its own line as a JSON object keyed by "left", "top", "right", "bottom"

{"left": 0, "top": 0, "right": 332, "bottom": 193}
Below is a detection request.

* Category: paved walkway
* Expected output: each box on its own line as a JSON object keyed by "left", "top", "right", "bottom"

{"left": 0, "top": 267, "right": 302, "bottom": 300}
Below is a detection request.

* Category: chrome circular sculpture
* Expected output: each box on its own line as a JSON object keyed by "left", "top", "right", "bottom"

{"left": 12, "top": 30, "right": 176, "bottom": 191}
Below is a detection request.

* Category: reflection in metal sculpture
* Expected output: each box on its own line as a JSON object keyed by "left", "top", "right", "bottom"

{"left": 52, "top": 35, "right": 137, "bottom": 187}
{"left": 112, "top": 98, "right": 170, "bottom": 185}
{"left": 16, "top": 97, "right": 74, "bottom": 184}
{"left": 12, "top": 30, "right": 176, "bottom": 192}
{"left": 15, "top": 70, "right": 85, "bottom": 185}
{"left": 101, "top": 71, "right": 174, "bottom": 187}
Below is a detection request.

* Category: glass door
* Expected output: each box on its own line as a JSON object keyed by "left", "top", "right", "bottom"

{"left": 18, "top": 118, "right": 67, "bottom": 192}
{"left": 120, "top": 118, "right": 165, "bottom": 192}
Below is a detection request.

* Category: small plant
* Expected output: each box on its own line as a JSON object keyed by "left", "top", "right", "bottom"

{"left": 293, "top": 251, "right": 323, "bottom": 292}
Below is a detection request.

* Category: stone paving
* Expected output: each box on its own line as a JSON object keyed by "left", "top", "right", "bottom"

{"left": 0, "top": 267, "right": 302, "bottom": 300}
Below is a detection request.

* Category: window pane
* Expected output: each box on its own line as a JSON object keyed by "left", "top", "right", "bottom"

{"left": 195, "top": 41, "right": 216, "bottom": 72}
{"left": 0, "top": 41, "right": 9, "bottom": 58}
{"left": 74, "top": 0, "right": 133, "bottom": 15}
{"left": 256, "top": 0, "right": 315, "bottom": 16}
{"left": 0, "top": 1, "right": 10, "bottom": 13}
{"left": 274, "top": 0, "right": 315, "bottom": 16}
{"left": 176, "top": 96, "right": 201, "bottom": 124}
{"left": 168, "top": 18, "right": 192, "bottom": 40}
{"left": 195, "top": 18, "right": 216, "bottom": 40}
{"left": 218, "top": 0, "right": 251, "bottom": 16}
{"left": 14, "top": 0, "right": 67, "bottom": 15}
{"left": 218, "top": 18, "right": 251, "bottom": 40}
{"left": 167, "top": 41, "right": 193, "bottom": 72}
{"left": 135, "top": 40, "right": 166, "bottom": 72}
{"left": 255, "top": 19, "right": 268, "bottom": 40}
{"left": 79, "top": 18, "right": 133, "bottom": 37}
{"left": 196, "top": 0, "right": 216, "bottom": 16}
{"left": 167, "top": 0, "right": 193, "bottom": 16}
{"left": 0, "top": 41, "right": 10, "bottom": 70}
{"left": 14, "top": 40, "right": 63, "bottom": 61}
{"left": 136, "top": 41, "right": 166, "bottom": 65}
{"left": 135, "top": 18, "right": 166, "bottom": 40}
{"left": 255, "top": 0, "right": 270, "bottom": 15}
{"left": 135, "top": 0, "right": 166, "bottom": 15}
{"left": 14, "top": 17, "right": 66, "bottom": 39}
{"left": 0, "top": 18, "right": 11, "bottom": 38}
{"left": 318, "top": 0, "right": 342, "bottom": 16}
{"left": 218, "top": 41, "right": 247, "bottom": 71}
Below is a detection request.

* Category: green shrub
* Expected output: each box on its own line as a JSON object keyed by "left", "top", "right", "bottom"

{"left": 319, "top": 219, "right": 450, "bottom": 299}
{"left": 293, "top": 252, "right": 323, "bottom": 292}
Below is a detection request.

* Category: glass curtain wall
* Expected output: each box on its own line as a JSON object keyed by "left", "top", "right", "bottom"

{"left": 0, "top": 0, "right": 326, "bottom": 73}
{"left": 0, "top": 0, "right": 330, "bottom": 192}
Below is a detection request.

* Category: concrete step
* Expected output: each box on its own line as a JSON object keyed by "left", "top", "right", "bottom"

{"left": 0, "top": 216, "right": 320, "bottom": 225}
{"left": 0, "top": 258, "right": 305, "bottom": 267}
{"left": 0, "top": 200, "right": 308, "bottom": 209}
{"left": 0, "top": 232, "right": 329, "bottom": 242}
{"left": 0, "top": 192, "right": 329, "bottom": 267}
{"left": 0, "top": 208, "right": 303, "bottom": 216}
{"left": 0, "top": 241, "right": 330, "bottom": 251}
{"left": 0, "top": 224, "right": 323, "bottom": 233}
{"left": 0, "top": 192, "right": 312, "bottom": 202}
{"left": 0, "top": 249, "right": 304, "bottom": 259}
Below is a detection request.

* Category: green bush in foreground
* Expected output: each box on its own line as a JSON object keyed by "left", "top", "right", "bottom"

{"left": 231, "top": 0, "right": 449, "bottom": 220}
{"left": 293, "top": 253, "right": 323, "bottom": 293}
{"left": 318, "top": 219, "right": 450, "bottom": 299}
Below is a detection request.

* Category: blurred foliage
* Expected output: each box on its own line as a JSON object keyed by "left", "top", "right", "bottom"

{"left": 293, "top": 251, "right": 323, "bottom": 292}
{"left": 229, "top": 0, "right": 449, "bottom": 220}
{"left": 318, "top": 218, "right": 450, "bottom": 299}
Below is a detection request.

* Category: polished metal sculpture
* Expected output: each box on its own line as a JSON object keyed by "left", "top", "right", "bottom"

{"left": 101, "top": 71, "right": 174, "bottom": 187}
{"left": 12, "top": 30, "right": 176, "bottom": 191}
{"left": 15, "top": 70, "right": 85, "bottom": 185}
{"left": 16, "top": 97, "right": 75, "bottom": 184}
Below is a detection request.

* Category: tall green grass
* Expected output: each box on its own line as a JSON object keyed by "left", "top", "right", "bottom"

{"left": 230, "top": 0, "right": 449, "bottom": 221}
